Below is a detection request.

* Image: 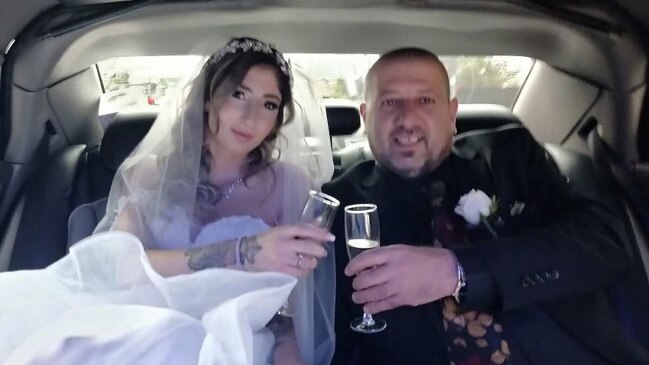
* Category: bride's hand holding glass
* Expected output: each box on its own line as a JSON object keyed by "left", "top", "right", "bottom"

{"left": 240, "top": 224, "right": 334, "bottom": 277}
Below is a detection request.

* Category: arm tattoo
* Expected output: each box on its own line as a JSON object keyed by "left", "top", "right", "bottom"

{"left": 184, "top": 238, "right": 238, "bottom": 270}
{"left": 239, "top": 236, "right": 262, "bottom": 266}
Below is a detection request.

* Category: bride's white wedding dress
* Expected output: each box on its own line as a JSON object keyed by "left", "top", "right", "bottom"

{"left": 0, "top": 217, "right": 295, "bottom": 365}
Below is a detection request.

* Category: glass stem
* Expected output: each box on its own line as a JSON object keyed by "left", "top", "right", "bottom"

{"left": 362, "top": 312, "right": 376, "bottom": 326}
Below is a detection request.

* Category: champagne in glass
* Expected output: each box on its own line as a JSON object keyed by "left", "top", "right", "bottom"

{"left": 346, "top": 238, "right": 379, "bottom": 260}
{"left": 344, "top": 203, "right": 387, "bottom": 334}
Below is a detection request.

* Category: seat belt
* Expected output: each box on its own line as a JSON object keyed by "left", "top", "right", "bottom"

{"left": 586, "top": 127, "right": 649, "bottom": 347}
{"left": 0, "top": 160, "right": 12, "bottom": 208}
{"left": 587, "top": 129, "right": 649, "bottom": 237}
{"left": 0, "top": 120, "right": 54, "bottom": 222}
{"left": 0, "top": 121, "right": 54, "bottom": 271}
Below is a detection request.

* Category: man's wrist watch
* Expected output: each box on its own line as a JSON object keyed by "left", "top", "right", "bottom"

{"left": 452, "top": 260, "right": 467, "bottom": 304}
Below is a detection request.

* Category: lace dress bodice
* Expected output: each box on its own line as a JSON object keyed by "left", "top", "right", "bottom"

{"left": 142, "top": 162, "right": 305, "bottom": 250}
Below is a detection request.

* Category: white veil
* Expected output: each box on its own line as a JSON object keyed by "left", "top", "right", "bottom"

{"left": 90, "top": 38, "right": 335, "bottom": 365}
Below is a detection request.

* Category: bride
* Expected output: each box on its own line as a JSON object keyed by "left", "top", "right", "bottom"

{"left": 0, "top": 37, "right": 335, "bottom": 365}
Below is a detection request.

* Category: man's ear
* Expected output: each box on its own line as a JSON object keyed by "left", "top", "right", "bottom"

{"left": 449, "top": 98, "right": 459, "bottom": 132}
{"left": 360, "top": 103, "right": 367, "bottom": 122}
{"left": 449, "top": 98, "right": 459, "bottom": 117}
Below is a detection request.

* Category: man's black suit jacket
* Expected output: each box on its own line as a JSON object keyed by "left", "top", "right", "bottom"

{"left": 323, "top": 126, "right": 649, "bottom": 365}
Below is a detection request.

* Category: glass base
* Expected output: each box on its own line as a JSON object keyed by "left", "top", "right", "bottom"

{"left": 350, "top": 315, "right": 386, "bottom": 334}
{"left": 277, "top": 303, "right": 293, "bottom": 317}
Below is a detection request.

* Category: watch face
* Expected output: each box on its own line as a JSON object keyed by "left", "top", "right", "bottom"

{"left": 453, "top": 281, "right": 466, "bottom": 304}
{"left": 452, "top": 262, "right": 466, "bottom": 304}
{"left": 457, "top": 283, "right": 468, "bottom": 304}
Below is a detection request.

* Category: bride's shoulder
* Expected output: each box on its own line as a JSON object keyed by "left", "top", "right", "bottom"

{"left": 270, "top": 161, "right": 313, "bottom": 187}
{"left": 256, "top": 161, "right": 312, "bottom": 223}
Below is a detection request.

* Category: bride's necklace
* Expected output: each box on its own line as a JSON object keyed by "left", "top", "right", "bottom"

{"left": 214, "top": 177, "right": 244, "bottom": 204}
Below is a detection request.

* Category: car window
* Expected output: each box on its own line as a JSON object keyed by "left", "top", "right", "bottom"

{"left": 96, "top": 54, "right": 533, "bottom": 135}
{"left": 444, "top": 56, "right": 534, "bottom": 106}
{"left": 96, "top": 55, "right": 204, "bottom": 128}
{"left": 98, "top": 54, "right": 533, "bottom": 108}
{"left": 286, "top": 54, "right": 534, "bottom": 107}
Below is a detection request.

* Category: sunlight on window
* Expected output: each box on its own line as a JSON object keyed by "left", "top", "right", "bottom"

{"left": 97, "top": 55, "right": 204, "bottom": 117}
{"left": 97, "top": 54, "right": 534, "bottom": 121}
{"left": 286, "top": 54, "right": 533, "bottom": 106}
{"left": 444, "top": 56, "right": 534, "bottom": 105}
{"left": 286, "top": 54, "right": 379, "bottom": 102}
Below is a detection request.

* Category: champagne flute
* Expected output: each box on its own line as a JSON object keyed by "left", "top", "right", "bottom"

{"left": 300, "top": 190, "right": 340, "bottom": 229}
{"left": 344, "top": 203, "right": 387, "bottom": 334}
{"left": 278, "top": 190, "right": 340, "bottom": 317}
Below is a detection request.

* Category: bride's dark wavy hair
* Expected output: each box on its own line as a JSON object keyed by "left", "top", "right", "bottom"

{"left": 195, "top": 37, "right": 294, "bottom": 212}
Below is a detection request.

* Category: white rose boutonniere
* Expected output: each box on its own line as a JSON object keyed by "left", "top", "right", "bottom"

{"left": 454, "top": 189, "right": 499, "bottom": 238}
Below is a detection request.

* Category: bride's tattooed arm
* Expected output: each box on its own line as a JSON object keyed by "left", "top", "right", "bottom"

{"left": 239, "top": 236, "right": 262, "bottom": 266}
{"left": 184, "top": 238, "right": 238, "bottom": 270}
{"left": 184, "top": 236, "right": 261, "bottom": 270}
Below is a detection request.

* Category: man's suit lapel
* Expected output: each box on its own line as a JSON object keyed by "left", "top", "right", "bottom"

{"left": 453, "top": 130, "right": 538, "bottom": 234}
{"left": 360, "top": 166, "right": 431, "bottom": 245}
{"left": 358, "top": 157, "right": 498, "bottom": 246}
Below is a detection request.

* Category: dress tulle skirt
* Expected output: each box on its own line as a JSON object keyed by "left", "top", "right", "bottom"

{"left": 0, "top": 231, "right": 296, "bottom": 365}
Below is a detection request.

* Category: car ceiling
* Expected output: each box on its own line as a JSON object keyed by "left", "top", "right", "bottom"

{"left": 1, "top": 0, "right": 647, "bottom": 92}
{"left": 0, "top": 0, "right": 647, "bottom": 45}
{"left": 612, "top": 0, "right": 649, "bottom": 33}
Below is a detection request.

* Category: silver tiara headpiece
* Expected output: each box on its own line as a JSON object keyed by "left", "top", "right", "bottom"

{"left": 212, "top": 39, "right": 291, "bottom": 77}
